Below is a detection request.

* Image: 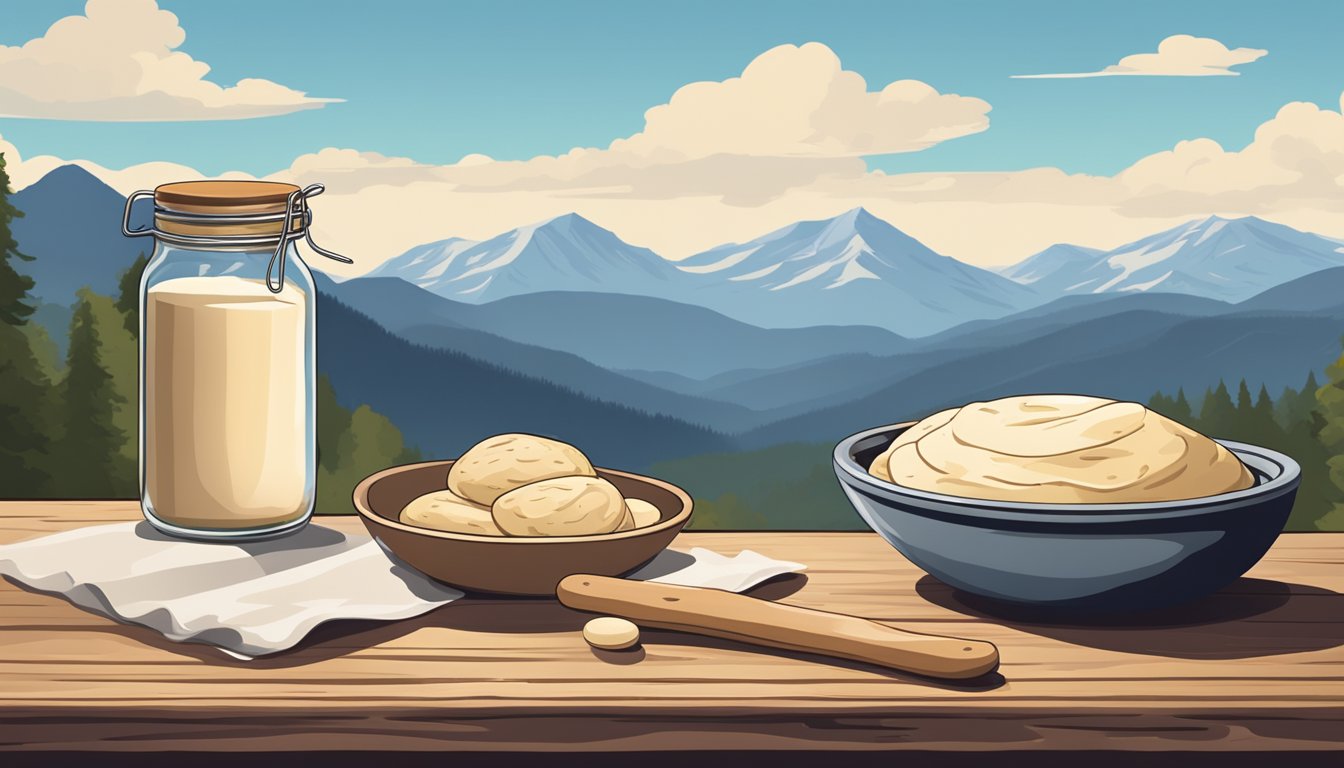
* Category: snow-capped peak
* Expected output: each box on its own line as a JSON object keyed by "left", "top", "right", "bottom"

{"left": 367, "top": 212, "right": 682, "bottom": 304}
{"left": 668, "top": 206, "right": 1034, "bottom": 334}
{"left": 999, "top": 215, "right": 1344, "bottom": 302}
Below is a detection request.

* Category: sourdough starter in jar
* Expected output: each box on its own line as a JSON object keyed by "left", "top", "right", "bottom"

{"left": 144, "top": 276, "right": 308, "bottom": 529}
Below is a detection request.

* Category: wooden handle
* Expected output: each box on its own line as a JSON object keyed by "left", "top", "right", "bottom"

{"left": 557, "top": 575, "right": 999, "bottom": 680}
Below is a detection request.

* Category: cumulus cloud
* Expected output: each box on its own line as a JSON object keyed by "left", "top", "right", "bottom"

{"left": 267, "top": 45, "right": 985, "bottom": 207}
{"left": 0, "top": 0, "right": 338, "bottom": 121}
{"left": 1110, "top": 99, "right": 1344, "bottom": 224}
{"left": 1013, "top": 34, "right": 1267, "bottom": 79}
{"left": 280, "top": 148, "right": 440, "bottom": 189}
{"left": 614, "top": 42, "right": 990, "bottom": 158}
{"left": 271, "top": 86, "right": 1344, "bottom": 269}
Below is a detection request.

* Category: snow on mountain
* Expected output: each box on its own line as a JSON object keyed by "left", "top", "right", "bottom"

{"left": 997, "top": 244, "right": 1105, "bottom": 286}
{"left": 674, "top": 207, "right": 1038, "bottom": 334}
{"left": 367, "top": 213, "right": 687, "bottom": 304}
{"left": 366, "top": 207, "right": 1344, "bottom": 337}
{"left": 1000, "top": 216, "right": 1344, "bottom": 302}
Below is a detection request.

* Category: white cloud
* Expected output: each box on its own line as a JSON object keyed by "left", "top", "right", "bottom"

{"left": 1116, "top": 100, "right": 1344, "bottom": 204}
{"left": 271, "top": 86, "right": 1344, "bottom": 270}
{"left": 280, "top": 148, "right": 439, "bottom": 189}
{"left": 5, "top": 42, "right": 1343, "bottom": 276}
{"left": 0, "top": 0, "right": 338, "bottom": 121}
{"left": 614, "top": 42, "right": 990, "bottom": 158}
{"left": 1013, "top": 34, "right": 1267, "bottom": 79}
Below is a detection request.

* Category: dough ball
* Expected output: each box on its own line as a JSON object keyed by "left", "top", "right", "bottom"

{"left": 885, "top": 394, "right": 1254, "bottom": 503}
{"left": 491, "top": 476, "right": 628, "bottom": 536}
{"left": 399, "top": 490, "right": 504, "bottom": 536}
{"left": 449, "top": 433, "right": 596, "bottom": 506}
{"left": 583, "top": 617, "right": 640, "bottom": 650}
{"left": 624, "top": 497, "right": 662, "bottom": 528}
{"left": 615, "top": 507, "right": 637, "bottom": 531}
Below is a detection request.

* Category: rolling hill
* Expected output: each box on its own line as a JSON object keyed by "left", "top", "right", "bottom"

{"left": 315, "top": 292, "right": 733, "bottom": 468}
{"left": 742, "top": 304, "right": 1344, "bottom": 447}
{"left": 315, "top": 274, "right": 764, "bottom": 431}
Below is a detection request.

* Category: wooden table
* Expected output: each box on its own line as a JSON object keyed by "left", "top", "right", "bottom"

{"left": 0, "top": 502, "right": 1341, "bottom": 761}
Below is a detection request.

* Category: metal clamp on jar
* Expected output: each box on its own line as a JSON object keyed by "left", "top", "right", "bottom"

{"left": 122, "top": 181, "right": 351, "bottom": 541}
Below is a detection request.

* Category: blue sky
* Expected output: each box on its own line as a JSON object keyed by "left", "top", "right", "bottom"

{"left": 3, "top": 0, "right": 1341, "bottom": 178}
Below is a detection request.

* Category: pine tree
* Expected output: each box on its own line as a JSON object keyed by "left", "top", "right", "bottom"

{"left": 1275, "top": 383, "right": 1300, "bottom": 430}
{"left": 1172, "top": 387, "right": 1193, "bottom": 423}
{"left": 1150, "top": 387, "right": 1195, "bottom": 424}
{"left": 82, "top": 291, "right": 138, "bottom": 464}
{"left": 115, "top": 253, "right": 147, "bottom": 336}
{"left": 1283, "top": 413, "right": 1335, "bottom": 530}
{"left": 1254, "top": 385, "right": 1275, "bottom": 422}
{"left": 0, "top": 151, "right": 54, "bottom": 495}
{"left": 1287, "top": 371, "right": 1322, "bottom": 427}
{"left": 315, "top": 375, "right": 418, "bottom": 514}
{"left": 317, "top": 374, "right": 352, "bottom": 474}
{"left": 0, "top": 152, "right": 34, "bottom": 326}
{"left": 1199, "top": 381, "right": 1236, "bottom": 437}
{"left": 58, "top": 291, "right": 134, "bottom": 497}
{"left": 1236, "top": 379, "right": 1254, "bottom": 419}
{"left": 1315, "top": 344, "right": 1344, "bottom": 528}
{"left": 1148, "top": 390, "right": 1172, "bottom": 414}
{"left": 1242, "top": 383, "right": 1286, "bottom": 450}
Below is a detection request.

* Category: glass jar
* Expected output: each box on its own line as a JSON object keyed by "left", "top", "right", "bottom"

{"left": 122, "top": 181, "right": 350, "bottom": 540}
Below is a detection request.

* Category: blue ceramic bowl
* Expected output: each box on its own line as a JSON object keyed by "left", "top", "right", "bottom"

{"left": 833, "top": 422, "right": 1300, "bottom": 615}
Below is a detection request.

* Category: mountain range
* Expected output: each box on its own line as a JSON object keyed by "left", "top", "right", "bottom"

{"left": 368, "top": 213, "right": 689, "bottom": 304}
{"left": 372, "top": 206, "right": 1039, "bottom": 335}
{"left": 999, "top": 215, "right": 1344, "bottom": 302}
{"left": 369, "top": 203, "right": 1344, "bottom": 336}
{"left": 674, "top": 207, "right": 1036, "bottom": 335}
{"left": 11, "top": 163, "right": 1344, "bottom": 471}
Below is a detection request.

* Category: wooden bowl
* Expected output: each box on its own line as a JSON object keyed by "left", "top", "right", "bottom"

{"left": 353, "top": 460, "right": 694, "bottom": 596}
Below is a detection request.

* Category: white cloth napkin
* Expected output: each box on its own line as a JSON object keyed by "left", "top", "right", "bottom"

{"left": 0, "top": 521, "right": 805, "bottom": 659}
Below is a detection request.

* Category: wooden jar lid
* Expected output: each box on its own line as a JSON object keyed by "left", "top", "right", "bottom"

{"left": 153, "top": 180, "right": 303, "bottom": 238}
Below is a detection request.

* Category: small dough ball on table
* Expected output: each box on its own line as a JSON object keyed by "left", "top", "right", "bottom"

{"left": 625, "top": 497, "right": 661, "bottom": 528}
{"left": 584, "top": 617, "right": 640, "bottom": 650}
{"left": 449, "top": 433, "right": 596, "bottom": 506}
{"left": 400, "top": 491, "right": 504, "bottom": 536}
{"left": 492, "top": 476, "right": 629, "bottom": 536}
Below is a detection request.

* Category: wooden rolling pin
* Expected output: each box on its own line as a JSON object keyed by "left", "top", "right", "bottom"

{"left": 557, "top": 574, "right": 999, "bottom": 680}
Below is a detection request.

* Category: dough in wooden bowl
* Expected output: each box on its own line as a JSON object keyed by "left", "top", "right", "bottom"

{"left": 624, "top": 497, "right": 662, "bottom": 528}
{"left": 448, "top": 433, "right": 595, "bottom": 506}
{"left": 491, "top": 476, "right": 630, "bottom": 536}
{"left": 400, "top": 490, "right": 504, "bottom": 536}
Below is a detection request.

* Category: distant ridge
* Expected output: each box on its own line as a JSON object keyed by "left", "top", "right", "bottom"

{"left": 999, "top": 216, "right": 1344, "bottom": 302}
{"left": 367, "top": 212, "right": 685, "bottom": 304}
{"left": 672, "top": 207, "right": 1038, "bottom": 335}
{"left": 11, "top": 164, "right": 146, "bottom": 305}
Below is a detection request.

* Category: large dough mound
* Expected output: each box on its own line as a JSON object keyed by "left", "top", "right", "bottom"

{"left": 874, "top": 395, "right": 1254, "bottom": 503}
{"left": 448, "top": 433, "right": 596, "bottom": 506}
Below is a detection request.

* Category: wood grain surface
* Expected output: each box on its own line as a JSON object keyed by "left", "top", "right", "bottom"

{"left": 0, "top": 501, "right": 1341, "bottom": 754}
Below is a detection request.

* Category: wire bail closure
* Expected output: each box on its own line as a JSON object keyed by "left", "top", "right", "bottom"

{"left": 122, "top": 184, "right": 353, "bottom": 294}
